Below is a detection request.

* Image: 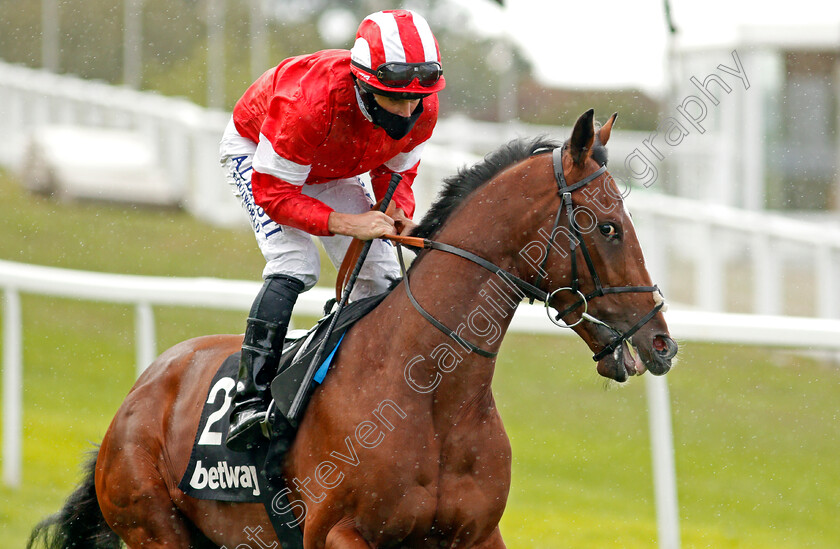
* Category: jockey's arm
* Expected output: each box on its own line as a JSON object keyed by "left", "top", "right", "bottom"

{"left": 328, "top": 210, "right": 395, "bottom": 240}
{"left": 251, "top": 170, "right": 395, "bottom": 240}
{"left": 370, "top": 160, "right": 420, "bottom": 236}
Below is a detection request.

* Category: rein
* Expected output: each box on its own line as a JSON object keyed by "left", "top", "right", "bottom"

{"left": 391, "top": 239, "right": 549, "bottom": 359}
{"left": 385, "top": 147, "right": 664, "bottom": 363}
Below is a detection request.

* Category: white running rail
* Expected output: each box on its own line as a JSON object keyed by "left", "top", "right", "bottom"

{"left": 0, "top": 61, "right": 235, "bottom": 225}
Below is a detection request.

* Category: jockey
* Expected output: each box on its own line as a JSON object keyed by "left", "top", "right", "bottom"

{"left": 219, "top": 9, "right": 445, "bottom": 451}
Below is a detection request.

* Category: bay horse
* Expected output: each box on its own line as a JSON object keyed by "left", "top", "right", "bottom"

{"left": 29, "top": 110, "right": 677, "bottom": 548}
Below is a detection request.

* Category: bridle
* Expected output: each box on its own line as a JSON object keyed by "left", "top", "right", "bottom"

{"left": 389, "top": 146, "right": 664, "bottom": 362}
{"left": 538, "top": 147, "right": 664, "bottom": 361}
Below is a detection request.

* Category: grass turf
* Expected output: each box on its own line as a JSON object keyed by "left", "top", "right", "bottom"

{"left": 2, "top": 171, "right": 839, "bottom": 547}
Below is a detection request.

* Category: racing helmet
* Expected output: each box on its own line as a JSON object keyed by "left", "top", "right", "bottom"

{"left": 350, "top": 10, "right": 446, "bottom": 97}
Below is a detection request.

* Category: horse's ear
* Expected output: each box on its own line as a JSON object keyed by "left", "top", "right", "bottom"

{"left": 569, "top": 109, "right": 595, "bottom": 165}
{"left": 597, "top": 112, "right": 618, "bottom": 146}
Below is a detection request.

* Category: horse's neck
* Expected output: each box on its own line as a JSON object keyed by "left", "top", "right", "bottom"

{"left": 395, "top": 208, "right": 535, "bottom": 408}
{"left": 392, "top": 253, "right": 516, "bottom": 417}
{"left": 409, "top": 249, "right": 522, "bottom": 352}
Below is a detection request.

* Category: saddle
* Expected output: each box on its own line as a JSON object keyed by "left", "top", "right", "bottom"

{"left": 269, "top": 290, "right": 390, "bottom": 421}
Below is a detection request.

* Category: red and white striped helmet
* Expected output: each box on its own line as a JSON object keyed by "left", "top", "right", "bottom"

{"left": 350, "top": 9, "right": 445, "bottom": 95}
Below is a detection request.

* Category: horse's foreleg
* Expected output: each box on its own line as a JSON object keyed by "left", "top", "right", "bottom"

{"left": 472, "top": 527, "right": 506, "bottom": 549}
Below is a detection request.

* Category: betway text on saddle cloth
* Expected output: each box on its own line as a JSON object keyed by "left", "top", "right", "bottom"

{"left": 190, "top": 460, "right": 262, "bottom": 497}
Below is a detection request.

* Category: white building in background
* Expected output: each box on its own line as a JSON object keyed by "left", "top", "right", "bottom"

{"left": 665, "top": 24, "right": 840, "bottom": 215}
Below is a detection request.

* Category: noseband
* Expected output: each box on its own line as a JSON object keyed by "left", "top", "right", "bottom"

{"left": 391, "top": 146, "right": 664, "bottom": 362}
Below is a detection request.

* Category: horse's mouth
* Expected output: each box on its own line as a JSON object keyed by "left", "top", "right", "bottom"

{"left": 595, "top": 334, "right": 677, "bottom": 382}
{"left": 596, "top": 340, "right": 639, "bottom": 382}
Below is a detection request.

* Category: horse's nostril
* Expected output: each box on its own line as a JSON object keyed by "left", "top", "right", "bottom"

{"left": 653, "top": 336, "right": 667, "bottom": 352}
{"left": 653, "top": 335, "right": 678, "bottom": 359}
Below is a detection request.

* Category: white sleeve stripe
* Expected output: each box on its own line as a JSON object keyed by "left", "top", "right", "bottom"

{"left": 384, "top": 142, "right": 425, "bottom": 173}
{"left": 253, "top": 133, "right": 311, "bottom": 186}
{"left": 367, "top": 11, "right": 406, "bottom": 63}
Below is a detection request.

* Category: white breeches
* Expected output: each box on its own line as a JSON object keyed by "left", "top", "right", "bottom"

{"left": 220, "top": 119, "right": 400, "bottom": 298}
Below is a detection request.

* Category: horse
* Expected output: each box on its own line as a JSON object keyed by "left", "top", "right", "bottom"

{"left": 28, "top": 109, "right": 677, "bottom": 549}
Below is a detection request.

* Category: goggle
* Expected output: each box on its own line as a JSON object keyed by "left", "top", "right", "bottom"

{"left": 353, "top": 61, "right": 443, "bottom": 88}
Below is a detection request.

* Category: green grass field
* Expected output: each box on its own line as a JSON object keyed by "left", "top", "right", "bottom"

{"left": 2, "top": 171, "right": 839, "bottom": 547}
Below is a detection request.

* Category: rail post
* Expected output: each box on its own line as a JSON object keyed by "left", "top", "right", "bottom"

{"left": 2, "top": 287, "right": 23, "bottom": 488}
{"left": 646, "top": 374, "right": 680, "bottom": 549}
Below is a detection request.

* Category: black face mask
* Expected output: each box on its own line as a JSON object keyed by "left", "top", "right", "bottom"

{"left": 362, "top": 92, "right": 424, "bottom": 140}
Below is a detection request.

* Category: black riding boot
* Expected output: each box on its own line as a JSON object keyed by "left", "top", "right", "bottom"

{"left": 226, "top": 275, "right": 304, "bottom": 452}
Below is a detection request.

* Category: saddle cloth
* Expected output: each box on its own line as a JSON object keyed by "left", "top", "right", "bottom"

{"left": 177, "top": 291, "right": 389, "bottom": 543}
{"left": 177, "top": 353, "right": 305, "bottom": 547}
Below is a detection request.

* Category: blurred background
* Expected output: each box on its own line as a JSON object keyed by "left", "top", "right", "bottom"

{"left": 1, "top": 0, "right": 839, "bottom": 548}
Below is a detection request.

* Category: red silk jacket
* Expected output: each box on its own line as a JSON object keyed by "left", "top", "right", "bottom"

{"left": 232, "top": 49, "right": 438, "bottom": 236}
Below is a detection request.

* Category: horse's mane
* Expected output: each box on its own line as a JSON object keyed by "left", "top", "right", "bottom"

{"left": 412, "top": 133, "right": 608, "bottom": 240}
{"left": 412, "top": 136, "right": 559, "bottom": 240}
{"left": 382, "top": 132, "right": 609, "bottom": 288}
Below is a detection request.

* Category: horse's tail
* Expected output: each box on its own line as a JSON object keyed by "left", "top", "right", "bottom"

{"left": 27, "top": 449, "right": 121, "bottom": 549}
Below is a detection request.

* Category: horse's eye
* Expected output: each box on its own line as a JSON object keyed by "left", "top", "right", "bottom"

{"left": 599, "top": 223, "right": 619, "bottom": 239}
